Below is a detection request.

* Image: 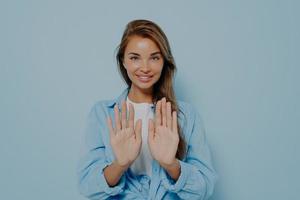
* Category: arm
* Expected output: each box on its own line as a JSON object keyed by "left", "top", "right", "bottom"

{"left": 103, "top": 161, "right": 129, "bottom": 187}
{"left": 77, "top": 103, "right": 126, "bottom": 200}
{"left": 160, "top": 158, "right": 181, "bottom": 181}
{"left": 161, "top": 104, "right": 218, "bottom": 200}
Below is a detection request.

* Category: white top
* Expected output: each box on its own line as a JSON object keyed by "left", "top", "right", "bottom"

{"left": 126, "top": 96, "right": 154, "bottom": 177}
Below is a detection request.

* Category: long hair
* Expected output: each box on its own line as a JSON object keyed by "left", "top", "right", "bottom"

{"left": 115, "top": 19, "right": 186, "bottom": 160}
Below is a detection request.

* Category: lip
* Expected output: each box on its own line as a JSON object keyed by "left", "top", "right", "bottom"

{"left": 136, "top": 75, "right": 153, "bottom": 83}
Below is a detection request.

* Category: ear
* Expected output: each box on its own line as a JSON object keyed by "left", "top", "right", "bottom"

{"left": 123, "top": 62, "right": 127, "bottom": 69}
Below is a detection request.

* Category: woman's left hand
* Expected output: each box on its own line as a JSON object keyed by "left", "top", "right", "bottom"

{"left": 148, "top": 97, "right": 179, "bottom": 167}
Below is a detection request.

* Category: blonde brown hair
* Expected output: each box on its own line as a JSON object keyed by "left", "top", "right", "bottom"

{"left": 115, "top": 19, "right": 186, "bottom": 160}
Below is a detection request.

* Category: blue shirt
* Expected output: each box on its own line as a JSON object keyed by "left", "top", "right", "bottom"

{"left": 77, "top": 87, "right": 218, "bottom": 200}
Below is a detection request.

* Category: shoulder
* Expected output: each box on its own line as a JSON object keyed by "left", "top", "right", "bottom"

{"left": 87, "top": 99, "right": 115, "bottom": 121}
{"left": 176, "top": 100, "right": 207, "bottom": 151}
{"left": 176, "top": 100, "right": 201, "bottom": 132}
{"left": 86, "top": 87, "right": 129, "bottom": 120}
{"left": 177, "top": 100, "right": 199, "bottom": 118}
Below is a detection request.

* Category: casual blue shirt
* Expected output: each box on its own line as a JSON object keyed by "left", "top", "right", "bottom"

{"left": 77, "top": 87, "right": 218, "bottom": 200}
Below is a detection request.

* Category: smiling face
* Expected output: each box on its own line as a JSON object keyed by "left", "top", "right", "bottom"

{"left": 122, "top": 35, "right": 164, "bottom": 94}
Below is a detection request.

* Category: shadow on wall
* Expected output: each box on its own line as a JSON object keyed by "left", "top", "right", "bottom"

{"left": 175, "top": 77, "right": 222, "bottom": 200}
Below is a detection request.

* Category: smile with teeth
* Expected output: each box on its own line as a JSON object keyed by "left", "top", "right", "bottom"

{"left": 137, "top": 75, "right": 153, "bottom": 82}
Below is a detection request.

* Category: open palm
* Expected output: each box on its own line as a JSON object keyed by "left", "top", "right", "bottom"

{"left": 148, "top": 97, "right": 179, "bottom": 166}
{"left": 107, "top": 100, "right": 142, "bottom": 168}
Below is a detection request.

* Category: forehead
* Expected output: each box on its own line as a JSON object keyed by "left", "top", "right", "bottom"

{"left": 125, "top": 35, "right": 160, "bottom": 53}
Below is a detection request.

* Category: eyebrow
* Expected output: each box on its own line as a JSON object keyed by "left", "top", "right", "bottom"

{"left": 127, "top": 51, "right": 161, "bottom": 56}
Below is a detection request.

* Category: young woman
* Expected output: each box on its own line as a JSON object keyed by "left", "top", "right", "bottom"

{"left": 78, "top": 19, "right": 217, "bottom": 200}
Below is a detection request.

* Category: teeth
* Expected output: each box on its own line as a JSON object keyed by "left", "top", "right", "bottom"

{"left": 139, "top": 76, "right": 151, "bottom": 79}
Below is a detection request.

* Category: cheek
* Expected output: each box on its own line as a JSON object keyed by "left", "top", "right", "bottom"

{"left": 124, "top": 64, "right": 137, "bottom": 74}
{"left": 154, "top": 64, "right": 164, "bottom": 75}
{"left": 152, "top": 67, "right": 164, "bottom": 81}
{"left": 125, "top": 68, "right": 138, "bottom": 82}
{"left": 126, "top": 69, "right": 135, "bottom": 78}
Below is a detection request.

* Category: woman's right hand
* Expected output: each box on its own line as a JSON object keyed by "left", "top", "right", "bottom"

{"left": 107, "top": 100, "right": 142, "bottom": 169}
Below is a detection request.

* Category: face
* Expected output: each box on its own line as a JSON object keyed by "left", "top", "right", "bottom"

{"left": 123, "top": 35, "right": 164, "bottom": 93}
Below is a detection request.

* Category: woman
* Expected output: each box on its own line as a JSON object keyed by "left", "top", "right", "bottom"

{"left": 77, "top": 19, "right": 217, "bottom": 200}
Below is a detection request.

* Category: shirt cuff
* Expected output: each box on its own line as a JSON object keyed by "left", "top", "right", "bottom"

{"left": 161, "top": 160, "right": 191, "bottom": 193}
{"left": 100, "top": 161, "right": 126, "bottom": 196}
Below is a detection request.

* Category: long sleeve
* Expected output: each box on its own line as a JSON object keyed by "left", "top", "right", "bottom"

{"left": 77, "top": 103, "right": 126, "bottom": 200}
{"left": 160, "top": 104, "right": 218, "bottom": 200}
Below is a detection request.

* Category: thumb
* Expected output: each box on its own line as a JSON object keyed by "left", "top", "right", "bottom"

{"left": 134, "top": 119, "right": 142, "bottom": 141}
{"left": 148, "top": 119, "right": 155, "bottom": 141}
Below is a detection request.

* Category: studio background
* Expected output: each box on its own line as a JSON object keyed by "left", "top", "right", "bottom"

{"left": 1, "top": 0, "right": 299, "bottom": 200}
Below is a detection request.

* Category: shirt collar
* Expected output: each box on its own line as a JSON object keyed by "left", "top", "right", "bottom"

{"left": 104, "top": 87, "right": 155, "bottom": 110}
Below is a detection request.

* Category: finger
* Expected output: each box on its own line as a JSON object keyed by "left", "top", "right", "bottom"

{"left": 107, "top": 116, "right": 115, "bottom": 137}
{"left": 114, "top": 104, "right": 121, "bottom": 131}
{"left": 162, "top": 97, "right": 167, "bottom": 126}
{"left": 148, "top": 119, "right": 155, "bottom": 140}
{"left": 166, "top": 102, "right": 172, "bottom": 128}
{"left": 155, "top": 100, "right": 161, "bottom": 127}
{"left": 128, "top": 103, "right": 134, "bottom": 128}
{"left": 134, "top": 119, "right": 142, "bottom": 141}
{"left": 172, "top": 111, "right": 178, "bottom": 133}
{"left": 121, "top": 100, "right": 127, "bottom": 129}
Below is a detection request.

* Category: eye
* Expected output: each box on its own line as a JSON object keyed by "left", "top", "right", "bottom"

{"left": 130, "top": 56, "right": 139, "bottom": 60}
{"left": 151, "top": 57, "right": 160, "bottom": 61}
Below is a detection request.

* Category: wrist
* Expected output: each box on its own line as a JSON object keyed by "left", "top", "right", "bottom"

{"left": 113, "top": 160, "right": 130, "bottom": 171}
{"left": 160, "top": 159, "right": 181, "bottom": 181}
{"left": 160, "top": 159, "right": 180, "bottom": 171}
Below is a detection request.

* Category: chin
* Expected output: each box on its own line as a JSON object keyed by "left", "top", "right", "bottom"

{"left": 132, "top": 80, "right": 155, "bottom": 91}
{"left": 137, "top": 83, "right": 154, "bottom": 90}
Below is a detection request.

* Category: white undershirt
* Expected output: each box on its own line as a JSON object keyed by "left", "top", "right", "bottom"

{"left": 126, "top": 96, "right": 154, "bottom": 177}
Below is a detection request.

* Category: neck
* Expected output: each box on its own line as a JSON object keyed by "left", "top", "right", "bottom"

{"left": 128, "top": 85, "right": 153, "bottom": 104}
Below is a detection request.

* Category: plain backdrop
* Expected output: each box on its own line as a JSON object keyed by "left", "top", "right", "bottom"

{"left": 1, "top": 0, "right": 299, "bottom": 200}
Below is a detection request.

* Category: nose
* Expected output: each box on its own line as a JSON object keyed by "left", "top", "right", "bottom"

{"left": 139, "top": 59, "right": 151, "bottom": 72}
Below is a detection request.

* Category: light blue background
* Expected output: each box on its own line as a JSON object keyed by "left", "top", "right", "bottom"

{"left": 1, "top": 0, "right": 299, "bottom": 199}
